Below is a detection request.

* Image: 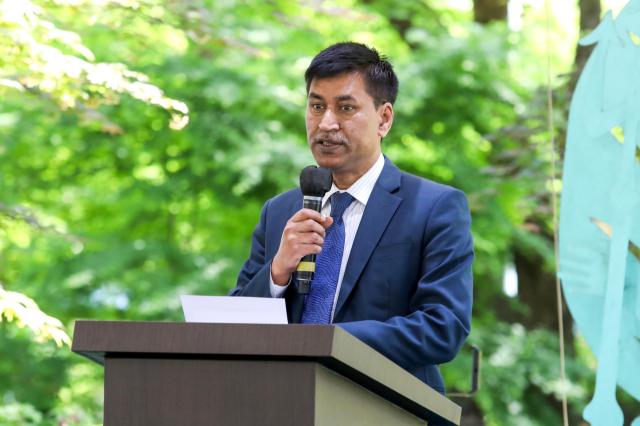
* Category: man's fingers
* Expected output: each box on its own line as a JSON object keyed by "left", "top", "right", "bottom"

{"left": 297, "top": 242, "right": 323, "bottom": 256}
{"left": 277, "top": 207, "right": 334, "bottom": 267}
{"left": 287, "top": 234, "right": 324, "bottom": 252}
{"left": 322, "top": 216, "right": 334, "bottom": 229}
{"left": 290, "top": 208, "right": 330, "bottom": 224}
{"left": 284, "top": 220, "right": 325, "bottom": 238}
{"left": 298, "top": 232, "right": 324, "bottom": 246}
{"left": 297, "top": 218, "right": 326, "bottom": 235}
{"left": 289, "top": 209, "right": 334, "bottom": 232}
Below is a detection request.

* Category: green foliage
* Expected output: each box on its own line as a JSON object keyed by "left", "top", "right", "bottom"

{"left": 0, "top": 283, "right": 70, "bottom": 346}
{"left": 473, "top": 324, "right": 590, "bottom": 425}
{"left": 0, "top": 0, "right": 610, "bottom": 424}
{"left": 0, "top": 0, "right": 188, "bottom": 132}
{"left": 0, "top": 402, "right": 43, "bottom": 426}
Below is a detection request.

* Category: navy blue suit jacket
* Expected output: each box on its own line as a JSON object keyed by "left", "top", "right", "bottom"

{"left": 231, "top": 158, "right": 474, "bottom": 394}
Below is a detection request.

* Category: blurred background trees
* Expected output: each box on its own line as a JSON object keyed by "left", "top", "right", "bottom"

{"left": 0, "top": 0, "right": 637, "bottom": 424}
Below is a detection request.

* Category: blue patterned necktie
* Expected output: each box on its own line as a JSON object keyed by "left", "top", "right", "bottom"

{"left": 301, "top": 191, "right": 355, "bottom": 324}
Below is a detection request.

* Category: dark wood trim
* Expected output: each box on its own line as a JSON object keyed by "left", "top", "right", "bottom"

{"left": 73, "top": 321, "right": 460, "bottom": 425}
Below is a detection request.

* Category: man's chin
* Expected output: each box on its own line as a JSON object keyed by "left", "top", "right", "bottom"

{"left": 312, "top": 154, "right": 345, "bottom": 171}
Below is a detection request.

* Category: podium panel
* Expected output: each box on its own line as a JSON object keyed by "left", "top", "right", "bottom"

{"left": 72, "top": 321, "right": 460, "bottom": 425}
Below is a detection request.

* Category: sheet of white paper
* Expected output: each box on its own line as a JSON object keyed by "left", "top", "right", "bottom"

{"left": 180, "top": 295, "right": 288, "bottom": 324}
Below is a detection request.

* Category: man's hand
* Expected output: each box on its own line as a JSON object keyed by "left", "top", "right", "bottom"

{"left": 271, "top": 209, "right": 334, "bottom": 285}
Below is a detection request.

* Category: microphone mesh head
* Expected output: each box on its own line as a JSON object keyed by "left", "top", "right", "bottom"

{"left": 300, "top": 166, "right": 332, "bottom": 197}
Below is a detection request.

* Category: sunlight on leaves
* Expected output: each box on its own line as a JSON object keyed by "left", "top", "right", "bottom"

{"left": 0, "top": 283, "right": 71, "bottom": 347}
{"left": 0, "top": 0, "right": 189, "bottom": 131}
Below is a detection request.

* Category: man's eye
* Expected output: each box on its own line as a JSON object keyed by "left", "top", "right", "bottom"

{"left": 340, "top": 105, "right": 355, "bottom": 112}
{"left": 311, "top": 104, "right": 324, "bottom": 111}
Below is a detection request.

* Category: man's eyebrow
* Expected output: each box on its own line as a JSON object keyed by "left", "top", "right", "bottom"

{"left": 335, "top": 95, "right": 356, "bottom": 102}
{"left": 308, "top": 93, "right": 356, "bottom": 102}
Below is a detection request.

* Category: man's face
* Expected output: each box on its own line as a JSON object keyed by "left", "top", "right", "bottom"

{"left": 305, "top": 72, "right": 393, "bottom": 186}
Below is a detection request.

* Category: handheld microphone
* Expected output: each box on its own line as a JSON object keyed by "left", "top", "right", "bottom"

{"left": 295, "top": 165, "right": 332, "bottom": 294}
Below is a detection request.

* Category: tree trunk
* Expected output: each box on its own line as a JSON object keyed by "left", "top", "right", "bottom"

{"left": 569, "top": 0, "right": 601, "bottom": 95}
{"left": 473, "top": 0, "right": 507, "bottom": 24}
{"left": 563, "top": 0, "right": 601, "bottom": 156}
{"left": 514, "top": 244, "right": 574, "bottom": 349}
{"left": 516, "top": 0, "right": 601, "bottom": 340}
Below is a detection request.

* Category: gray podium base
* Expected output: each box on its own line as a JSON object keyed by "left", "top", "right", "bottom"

{"left": 105, "top": 358, "right": 425, "bottom": 425}
{"left": 73, "top": 322, "right": 459, "bottom": 425}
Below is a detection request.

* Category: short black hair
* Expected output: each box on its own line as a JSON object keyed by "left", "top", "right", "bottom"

{"left": 305, "top": 42, "right": 399, "bottom": 108}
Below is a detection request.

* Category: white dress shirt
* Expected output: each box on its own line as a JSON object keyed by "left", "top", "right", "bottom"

{"left": 270, "top": 153, "right": 385, "bottom": 322}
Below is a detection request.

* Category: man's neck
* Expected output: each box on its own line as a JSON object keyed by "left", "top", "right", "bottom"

{"left": 332, "top": 155, "right": 380, "bottom": 189}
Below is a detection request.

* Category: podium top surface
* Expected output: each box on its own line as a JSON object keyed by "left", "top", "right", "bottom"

{"left": 72, "top": 320, "right": 460, "bottom": 425}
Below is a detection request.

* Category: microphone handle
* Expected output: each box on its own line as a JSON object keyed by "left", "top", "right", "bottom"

{"left": 295, "top": 195, "right": 323, "bottom": 294}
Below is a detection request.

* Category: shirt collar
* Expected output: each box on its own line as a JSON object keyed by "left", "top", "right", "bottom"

{"left": 322, "top": 153, "right": 385, "bottom": 208}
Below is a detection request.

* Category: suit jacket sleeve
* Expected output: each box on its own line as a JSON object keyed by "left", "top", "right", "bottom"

{"left": 338, "top": 189, "right": 474, "bottom": 368}
{"left": 229, "top": 200, "right": 273, "bottom": 298}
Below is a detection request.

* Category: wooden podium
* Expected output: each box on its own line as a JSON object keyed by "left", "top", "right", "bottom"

{"left": 72, "top": 321, "right": 460, "bottom": 425}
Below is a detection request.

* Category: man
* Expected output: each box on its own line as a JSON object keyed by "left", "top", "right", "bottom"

{"left": 230, "top": 42, "right": 474, "bottom": 395}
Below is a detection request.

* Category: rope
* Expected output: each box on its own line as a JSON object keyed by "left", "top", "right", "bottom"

{"left": 544, "top": 1, "right": 569, "bottom": 424}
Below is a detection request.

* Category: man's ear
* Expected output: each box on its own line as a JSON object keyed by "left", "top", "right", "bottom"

{"left": 378, "top": 102, "right": 394, "bottom": 138}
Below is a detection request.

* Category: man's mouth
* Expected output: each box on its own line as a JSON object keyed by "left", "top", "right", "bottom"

{"left": 316, "top": 139, "right": 346, "bottom": 147}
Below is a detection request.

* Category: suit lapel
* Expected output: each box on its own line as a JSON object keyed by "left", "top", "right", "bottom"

{"left": 334, "top": 158, "right": 402, "bottom": 319}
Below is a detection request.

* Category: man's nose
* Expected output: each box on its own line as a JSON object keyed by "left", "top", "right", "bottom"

{"left": 318, "top": 109, "right": 339, "bottom": 131}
